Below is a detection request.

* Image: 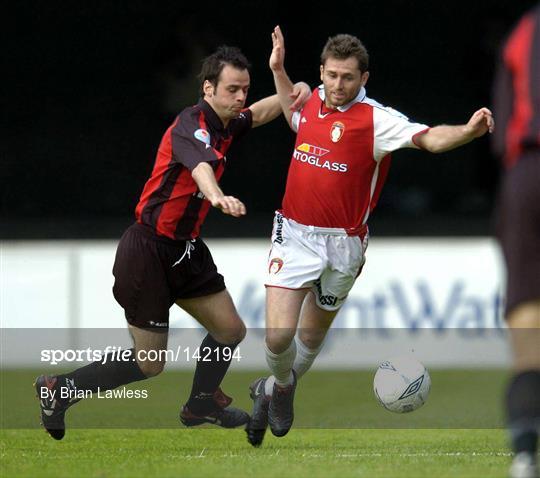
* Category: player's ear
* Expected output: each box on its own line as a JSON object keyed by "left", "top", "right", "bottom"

{"left": 203, "top": 80, "right": 214, "bottom": 98}
{"left": 320, "top": 65, "right": 324, "bottom": 82}
{"left": 361, "top": 71, "right": 370, "bottom": 87}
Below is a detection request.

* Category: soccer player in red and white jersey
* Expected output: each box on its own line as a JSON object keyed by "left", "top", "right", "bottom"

{"left": 34, "top": 46, "right": 311, "bottom": 440}
{"left": 246, "top": 26, "right": 495, "bottom": 446}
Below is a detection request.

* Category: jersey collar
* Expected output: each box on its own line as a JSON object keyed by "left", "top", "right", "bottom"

{"left": 317, "top": 85, "right": 367, "bottom": 112}
{"left": 198, "top": 99, "right": 226, "bottom": 131}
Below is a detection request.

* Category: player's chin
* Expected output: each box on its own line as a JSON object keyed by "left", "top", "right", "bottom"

{"left": 329, "top": 97, "right": 349, "bottom": 108}
{"left": 230, "top": 106, "right": 243, "bottom": 116}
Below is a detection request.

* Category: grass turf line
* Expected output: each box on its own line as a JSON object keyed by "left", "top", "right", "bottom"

{"left": 1, "top": 429, "right": 511, "bottom": 478}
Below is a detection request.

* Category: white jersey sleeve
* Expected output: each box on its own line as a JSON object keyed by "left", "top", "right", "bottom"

{"left": 371, "top": 104, "right": 429, "bottom": 162}
{"left": 291, "top": 111, "right": 301, "bottom": 133}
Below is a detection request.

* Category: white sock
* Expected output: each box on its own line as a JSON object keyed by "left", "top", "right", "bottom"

{"left": 292, "top": 336, "right": 323, "bottom": 379}
{"left": 265, "top": 340, "right": 296, "bottom": 388}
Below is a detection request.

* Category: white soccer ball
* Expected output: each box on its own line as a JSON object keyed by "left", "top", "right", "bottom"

{"left": 373, "top": 355, "right": 431, "bottom": 413}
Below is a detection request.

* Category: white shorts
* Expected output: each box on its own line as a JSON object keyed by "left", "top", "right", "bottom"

{"left": 265, "top": 212, "right": 369, "bottom": 311}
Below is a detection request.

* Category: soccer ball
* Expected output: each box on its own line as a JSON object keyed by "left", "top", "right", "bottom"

{"left": 373, "top": 355, "right": 431, "bottom": 413}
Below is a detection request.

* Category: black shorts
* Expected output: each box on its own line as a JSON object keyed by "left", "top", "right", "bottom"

{"left": 112, "top": 223, "right": 225, "bottom": 328}
{"left": 496, "top": 153, "right": 540, "bottom": 316}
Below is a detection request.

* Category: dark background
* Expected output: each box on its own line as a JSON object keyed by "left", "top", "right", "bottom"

{"left": 2, "top": 0, "right": 536, "bottom": 239}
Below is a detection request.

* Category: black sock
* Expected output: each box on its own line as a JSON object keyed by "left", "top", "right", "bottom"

{"left": 55, "top": 348, "right": 146, "bottom": 403}
{"left": 186, "top": 334, "right": 238, "bottom": 415}
{"left": 506, "top": 370, "right": 540, "bottom": 454}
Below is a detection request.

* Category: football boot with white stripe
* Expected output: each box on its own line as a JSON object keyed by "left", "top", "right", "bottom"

{"left": 34, "top": 375, "right": 71, "bottom": 440}
{"left": 245, "top": 377, "right": 270, "bottom": 447}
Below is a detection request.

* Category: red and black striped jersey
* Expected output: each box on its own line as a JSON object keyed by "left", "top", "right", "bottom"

{"left": 493, "top": 4, "right": 540, "bottom": 168}
{"left": 135, "top": 100, "right": 252, "bottom": 240}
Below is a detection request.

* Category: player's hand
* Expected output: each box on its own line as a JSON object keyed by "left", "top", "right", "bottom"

{"left": 211, "top": 195, "right": 246, "bottom": 217}
{"left": 465, "top": 107, "right": 495, "bottom": 138}
{"left": 290, "top": 82, "right": 311, "bottom": 111}
{"left": 269, "top": 25, "right": 285, "bottom": 72}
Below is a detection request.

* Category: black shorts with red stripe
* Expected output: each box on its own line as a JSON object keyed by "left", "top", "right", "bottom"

{"left": 112, "top": 223, "right": 225, "bottom": 328}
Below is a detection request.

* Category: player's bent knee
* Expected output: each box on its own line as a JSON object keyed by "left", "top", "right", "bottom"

{"left": 509, "top": 329, "right": 540, "bottom": 371}
{"left": 213, "top": 319, "right": 246, "bottom": 345}
{"left": 266, "top": 329, "right": 295, "bottom": 354}
{"left": 297, "top": 334, "right": 324, "bottom": 351}
{"left": 507, "top": 300, "right": 540, "bottom": 328}
{"left": 234, "top": 321, "right": 247, "bottom": 343}
{"left": 508, "top": 302, "right": 540, "bottom": 371}
{"left": 137, "top": 359, "right": 166, "bottom": 378}
{"left": 513, "top": 353, "right": 540, "bottom": 372}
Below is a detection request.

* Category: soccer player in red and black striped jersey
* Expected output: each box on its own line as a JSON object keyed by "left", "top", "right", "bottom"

{"left": 246, "top": 26, "right": 495, "bottom": 446}
{"left": 493, "top": 4, "right": 540, "bottom": 477}
{"left": 34, "top": 46, "right": 311, "bottom": 439}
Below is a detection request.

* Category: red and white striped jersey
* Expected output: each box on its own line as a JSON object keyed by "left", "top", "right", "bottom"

{"left": 281, "top": 86, "right": 429, "bottom": 235}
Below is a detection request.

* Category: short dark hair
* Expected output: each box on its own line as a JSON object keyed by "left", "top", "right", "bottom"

{"left": 198, "top": 46, "right": 251, "bottom": 97}
{"left": 321, "top": 34, "right": 369, "bottom": 73}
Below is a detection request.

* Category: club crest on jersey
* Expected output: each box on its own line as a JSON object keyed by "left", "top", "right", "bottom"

{"left": 194, "top": 128, "right": 211, "bottom": 145}
{"left": 330, "top": 122, "right": 345, "bottom": 143}
{"left": 269, "top": 258, "right": 284, "bottom": 274}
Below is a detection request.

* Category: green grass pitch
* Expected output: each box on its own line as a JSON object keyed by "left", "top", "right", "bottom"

{"left": 1, "top": 369, "right": 514, "bottom": 477}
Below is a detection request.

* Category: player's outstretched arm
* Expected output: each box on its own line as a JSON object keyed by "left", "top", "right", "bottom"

{"left": 415, "top": 107, "right": 495, "bottom": 153}
{"left": 249, "top": 94, "right": 281, "bottom": 128}
{"left": 192, "top": 163, "right": 246, "bottom": 217}
{"left": 249, "top": 82, "right": 310, "bottom": 128}
{"left": 249, "top": 82, "right": 311, "bottom": 128}
{"left": 269, "top": 25, "right": 310, "bottom": 128}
